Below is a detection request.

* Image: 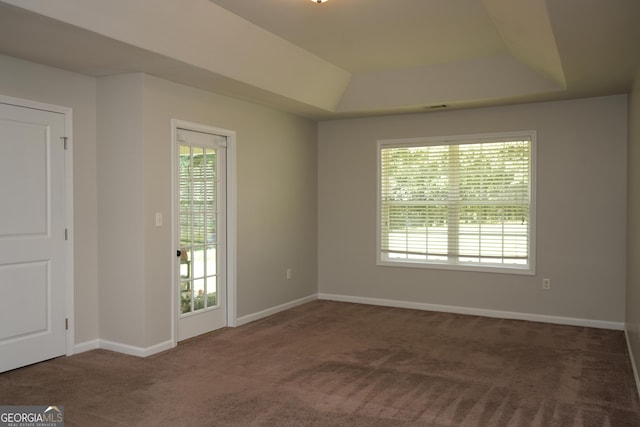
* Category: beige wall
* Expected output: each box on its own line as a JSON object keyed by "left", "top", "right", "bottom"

{"left": 97, "top": 74, "right": 318, "bottom": 349}
{"left": 627, "top": 70, "right": 640, "bottom": 366}
{"left": 319, "top": 95, "right": 627, "bottom": 323}
{"left": 0, "top": 54, "right": 99, "bottom": 345}
{"left": 142, "top": 75, "right": 318, "bottom": 324}
{"left": 97, "top": 74, "right": 146, "bottom": 346}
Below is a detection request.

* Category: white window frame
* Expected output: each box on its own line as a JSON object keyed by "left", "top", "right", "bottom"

{"left": 376, "top": 131, "right": 536, "bottom": 275}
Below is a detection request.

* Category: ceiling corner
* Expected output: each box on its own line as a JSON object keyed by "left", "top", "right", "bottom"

{"left": 482, "top": 0, "right": 566, "bottom": 88}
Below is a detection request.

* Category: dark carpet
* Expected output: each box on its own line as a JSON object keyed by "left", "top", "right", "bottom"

{"left": 1, "top": 300, "right": 638, "bottom": 426}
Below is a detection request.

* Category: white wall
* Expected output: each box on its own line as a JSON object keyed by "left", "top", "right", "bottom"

{"left": 0, "top": 54, "right": 99, "bottom": 345}
{"left": 319, "top": 95, "right": 627, "bottom": 324}
{"left": 627, "top": 70, "right": 640, "bottom": 366}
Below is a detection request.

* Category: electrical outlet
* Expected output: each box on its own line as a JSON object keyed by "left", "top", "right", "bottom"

{"left": 542, "top": 278, "right": 551, "bottom": 290}
{"left": 286, "top": 268, "right": 292, "bottom": 280}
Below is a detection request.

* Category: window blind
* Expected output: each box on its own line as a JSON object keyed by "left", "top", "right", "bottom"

{"left": 379, "top": 134, "right": 534, "bottom": 272}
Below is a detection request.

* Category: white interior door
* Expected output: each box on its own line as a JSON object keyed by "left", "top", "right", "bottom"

{"left": 176, "top": 128, "right": 227, "bottom": 341}
{"left": 0, "top": 102, "right": 67, "bottom": 372}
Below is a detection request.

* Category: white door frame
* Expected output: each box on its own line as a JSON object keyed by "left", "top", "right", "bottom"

{"left": 0, "top": 94, "right": 75, "bottom": 356}
{"left": 171, "top": 119, "right": 237, "bottom": 346}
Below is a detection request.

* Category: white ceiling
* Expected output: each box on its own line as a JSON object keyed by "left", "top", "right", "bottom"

{"left": 0, "top": 0, "right": 638, "bottom": 119}
{"left": 210, "top": 0, "right": 509, "bottom": 73}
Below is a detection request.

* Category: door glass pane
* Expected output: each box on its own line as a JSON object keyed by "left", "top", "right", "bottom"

{"left": 179, "top": 143, "right": 219, "bottom": 315}
{"left": 207, "top": 277, "right": 218, "bottom": 309}
{"left": 180, "top": 280, "right": 192, "bottom": 314}
{"left": 191, "top": 247, "right": 204, "bottom": 280}
{"left": 205, "top": 244, "right": 216, "bottom": 276}
{"left": 193, "top": 278, "right": 205, "bottom": 311}
{"left": 193, "top": 207, "right": 206, "bottom": 247}
{"left": 206, "top": 213, "right": 216, "bottom": 244}
{"left": 179, "top": 250, "right": 191, "bottom": 279}
{"left": 179, "top": 146, "right": 192, "bottom": 248}
{"left": 180, "top": 213, "right": 192, "bottom": 248}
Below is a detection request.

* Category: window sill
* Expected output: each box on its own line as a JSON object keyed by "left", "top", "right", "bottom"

{"left": 377, "top": 258, "right": 535, "bottom": 276}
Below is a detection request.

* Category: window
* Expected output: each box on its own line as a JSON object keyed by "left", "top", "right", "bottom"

{"left": 377, "top": 131, "right": 536, "bottom": 274}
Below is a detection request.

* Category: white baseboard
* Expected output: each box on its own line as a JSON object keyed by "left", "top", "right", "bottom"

{"left": 236, "top": 294, "right": 318, "bottom": 326}
{"left": 90, "top": 339, "right": 174, "bottom": 358}
{"left": 625, "top": 328, "right": 640, "bottom": 399}
{"left": 73, "top": 338, "right": 173, "bottom": 357}
{"left": 318, "top": 293, "right": 624, "bottom": 330}
{"left": 73, "top": 339, "right": 99, "bottom": 354}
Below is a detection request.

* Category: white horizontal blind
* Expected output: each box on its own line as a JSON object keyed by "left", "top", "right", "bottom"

{"left": 379, "top": 134, "right": 533, "bottom": 272}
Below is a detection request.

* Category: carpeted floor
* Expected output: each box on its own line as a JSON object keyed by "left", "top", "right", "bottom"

{"left": 1, "top": 300, "right": 638, "bottom": 426}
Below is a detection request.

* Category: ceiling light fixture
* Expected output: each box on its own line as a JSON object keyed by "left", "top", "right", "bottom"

{"left": 311, "top": 0, "right": 328, "bottom": 3}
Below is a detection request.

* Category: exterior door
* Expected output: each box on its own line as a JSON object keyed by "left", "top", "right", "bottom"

{"left": 176, "top": 128, "right": 227, "bottom": 341}
{"left": 0, "top": 102, "right": 67, "bottom": 372}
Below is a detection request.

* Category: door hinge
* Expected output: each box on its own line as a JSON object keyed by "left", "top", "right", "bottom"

{"left": 65, "top": 318, "right": 69, "bottom": 330}
{"left": 65, "top": 229, "right": 69, "bottom": 240}
{"left": 61, "top": 136, "right": 68, "bottom": 150}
